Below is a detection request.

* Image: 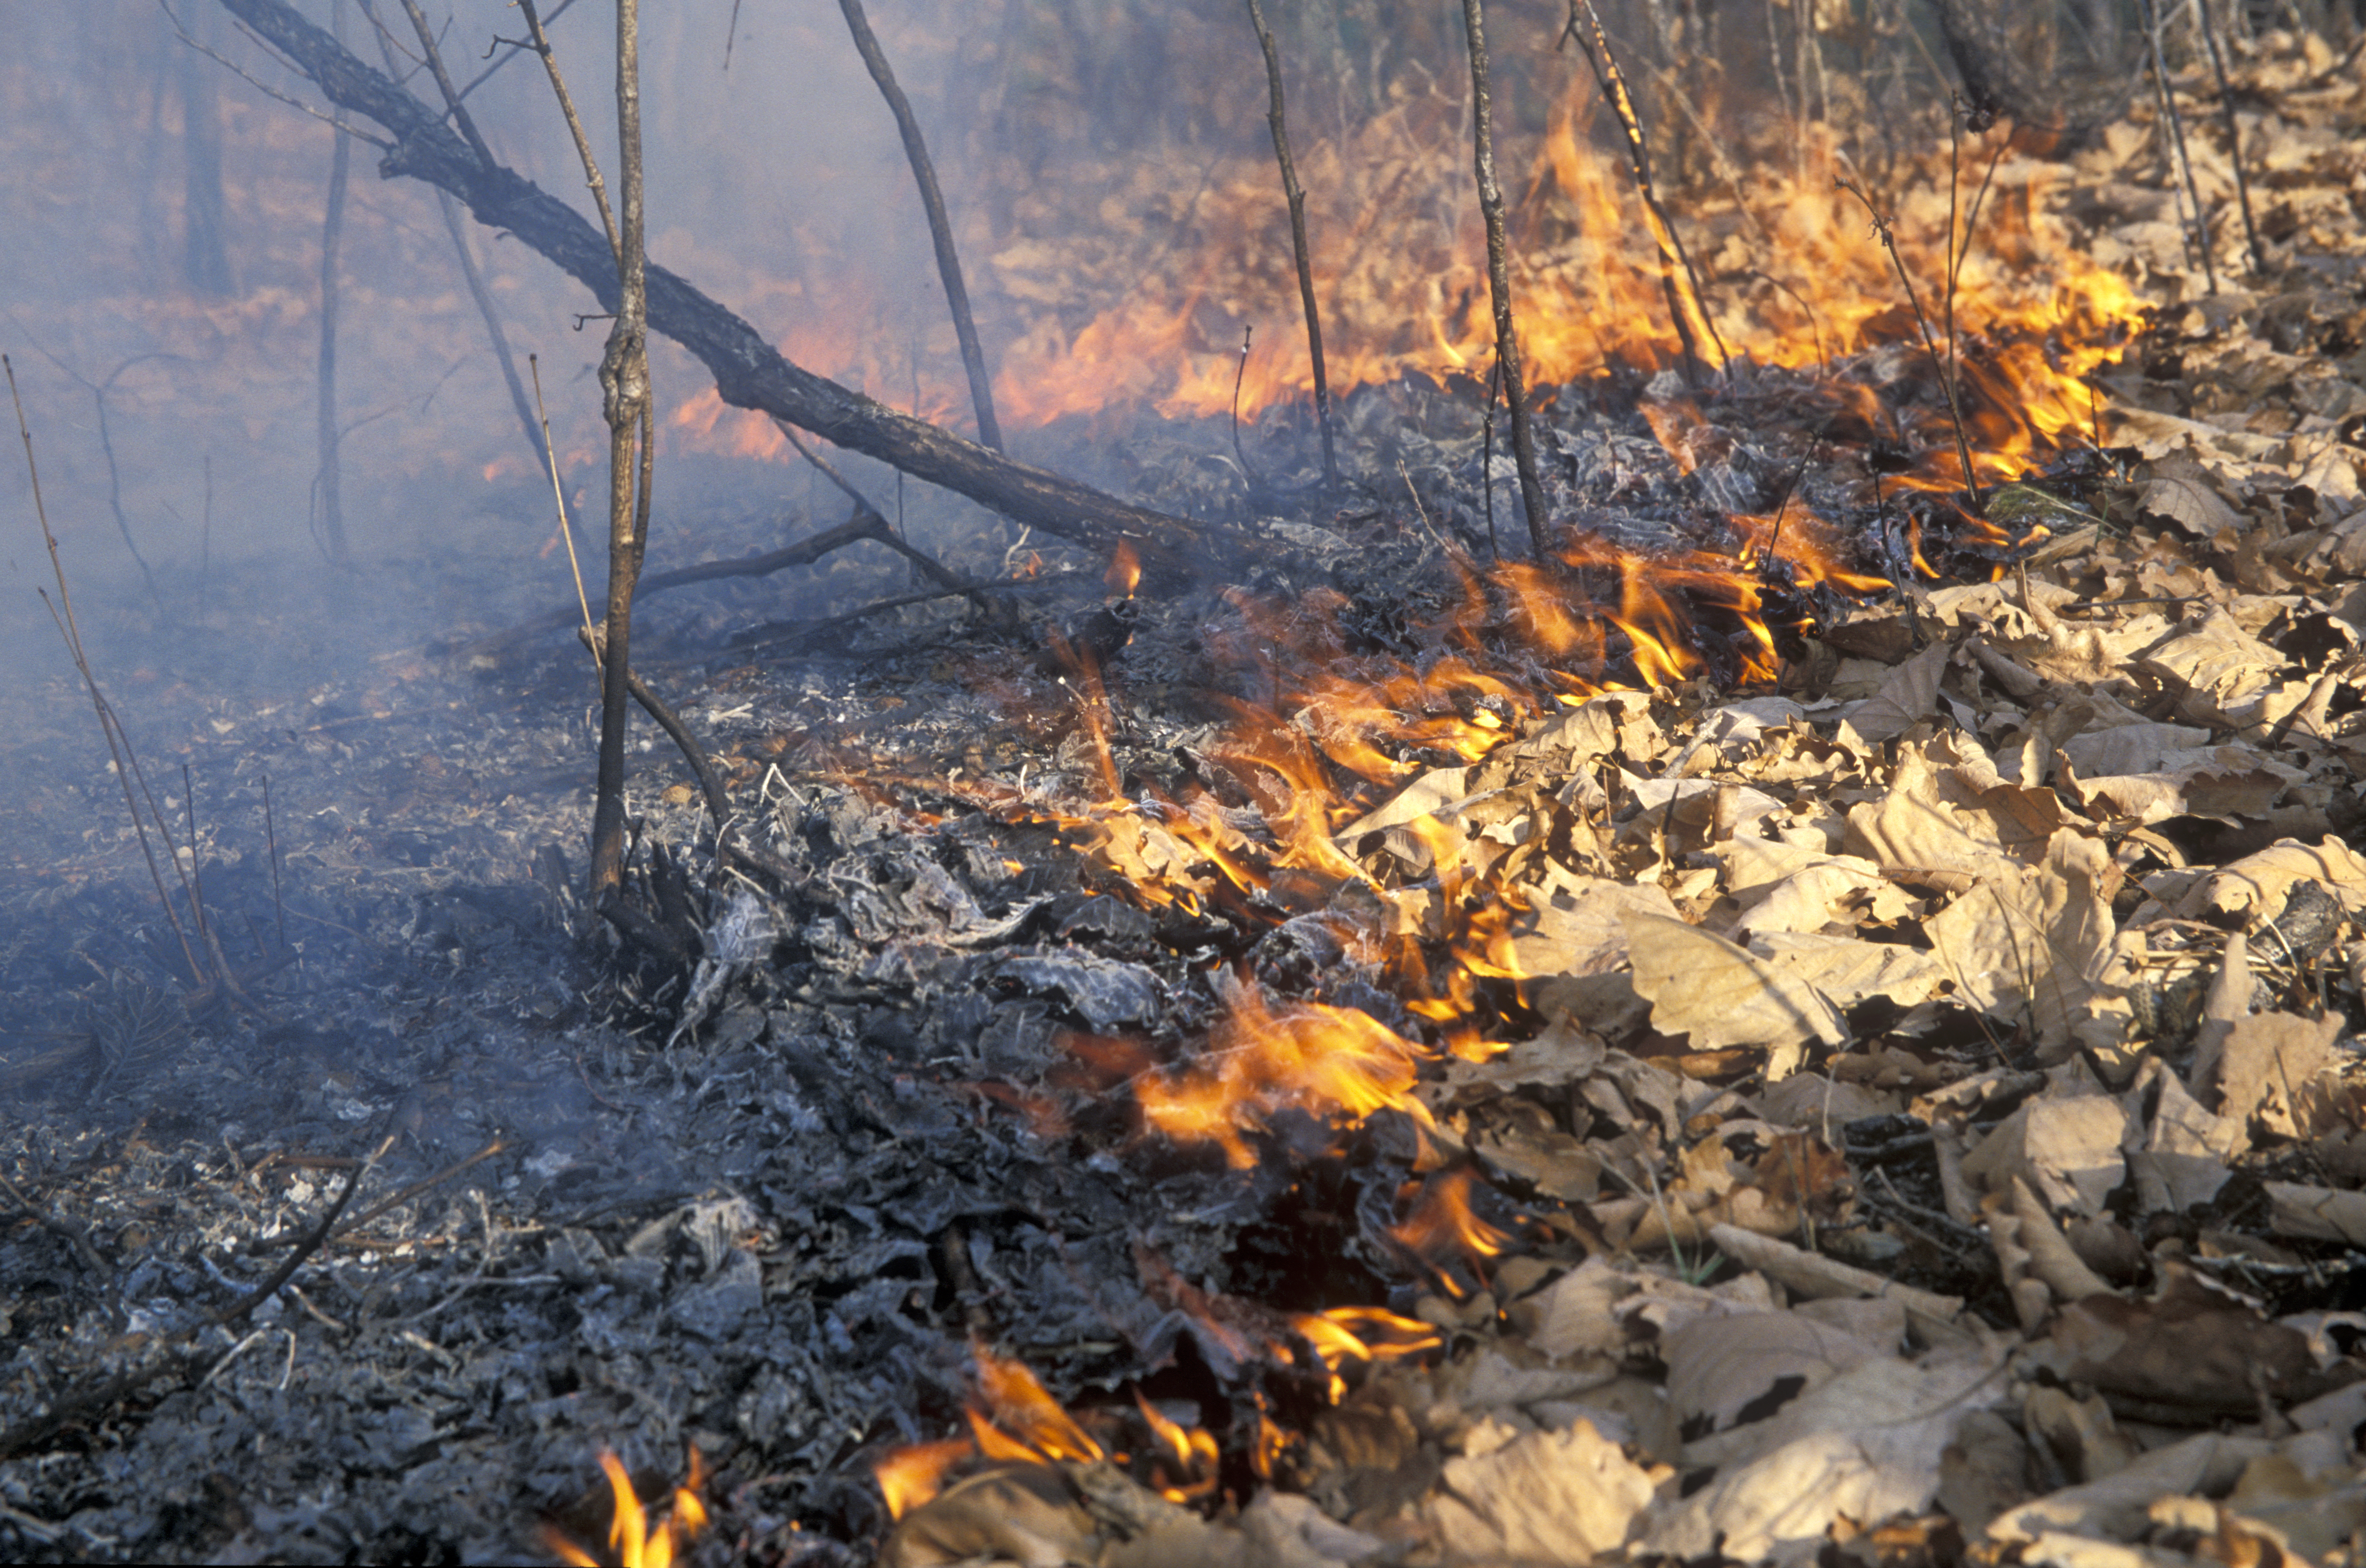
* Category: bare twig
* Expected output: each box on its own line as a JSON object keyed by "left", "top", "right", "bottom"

{"left": 515, "top": 0, "right": 618, "bottom": 263}
{"left": 452, "top": 0, "right": 577, "bottom": 103}
{"left": 1561, "top": 0, "right": 1729, "bottom": 384}
{"left": 2138, "top": 0, "right": 2218, "bottom": 294}
{"left": 2194, "top": 0, "right": 2265, "bottom": 276}
{"left": 1243, "top": 0, "right": 1338, "bottom": 487}
{"left": 1834, "top": 180, "right": 1984, "bottom": 511}
{"left": 835, "top": 0, "right": 1002, "bottom": 453}
{"left": 7, "top": 358, "right": 208, "bottom": 989}
{"left": 391, "top": 0, "right": 495, "bottom": 170}
{"left": 1458, "top": 0, "right": 1550, "bottom": 557}
{"left": 315, "top": 0, "right": 353, "bottom": 565}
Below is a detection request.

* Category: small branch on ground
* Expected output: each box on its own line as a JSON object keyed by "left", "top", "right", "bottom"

{"left": 1458, "top": 0, "right": 1550, "bottom": 557}
{"left": 2195, "top": 0, "right": 2265, "bottom": 276}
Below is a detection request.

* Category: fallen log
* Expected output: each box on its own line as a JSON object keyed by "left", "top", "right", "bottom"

{"left": 211, "top": 0, "right": 1257, "bottom": 585}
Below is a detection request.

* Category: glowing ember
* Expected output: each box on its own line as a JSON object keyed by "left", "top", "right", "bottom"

{"left": 545, "top": 1449, "right": 707, "bottom": 1568}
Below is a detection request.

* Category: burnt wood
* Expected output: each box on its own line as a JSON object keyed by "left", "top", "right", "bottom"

{"left": 211, "top": 0, "right": 1256, "bottom": 585}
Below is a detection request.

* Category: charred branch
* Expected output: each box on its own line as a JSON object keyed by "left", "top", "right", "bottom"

{"left": 211, "top": 0, "right": 1254, "bottom": 586}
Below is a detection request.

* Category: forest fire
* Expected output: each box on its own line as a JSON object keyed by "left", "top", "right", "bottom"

{"left": 15, "top": 0, "right": 2366, "bottom": 1563}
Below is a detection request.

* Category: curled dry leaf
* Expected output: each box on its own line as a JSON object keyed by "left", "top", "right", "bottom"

{"left": 1418, "top": 1419, "right": 1657, "bottom": 1567}
{"left": 1621, "top": 912, "right": 1845, "bottom": 1077}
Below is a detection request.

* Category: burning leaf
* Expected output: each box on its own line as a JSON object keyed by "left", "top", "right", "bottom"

{"left": 1621, "top": 912, "right": 1845, "bottom": 1076}
{"left": 879, "top": 1463, "right": 1097, "bottom": 1568}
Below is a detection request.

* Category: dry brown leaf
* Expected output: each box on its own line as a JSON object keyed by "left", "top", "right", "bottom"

{"left": 1622, "top": 912, "right": 1846, "bottom": 1077}
{"left": 1922, "top": 830, "right": 2118, "bottom": 1056}
{"left": 1507, "top": 877, "right": 1682, "bottom": 979}
{"left": 1846, "top": 735, "right": 2062, "bottom": 880}
{"left": 2137, "top": 454, "right": 2247, "bottom": 537}
{"left": 2139, "top": 608, "right": 2299, "bottom": 730}
{"left": 2032, "top": 1271, "right": 2315, "bottom": 1417}
{"left": 2217, "top": 1009, "right": 2342, "bottom": 1144}
{"left": 2181, "top": 836, "right": 2366, "bottom": 923}
{"left": 1664, "top": 1310, "right": 1891, "bottom": 1456}
{"left": 1838, "top": 639, "right": 1949, "bottom": 745}
{"left": 881, "top": 1464, "right": 1096, "bottom": 1568}
{"left": 2056, "top": 721, "right": 2215, "bottom": 776}
{"left": 1420, "top": 1419, "right": 1656, "bottom": 1566}
{"left": 1637, "top": 1347, "right": 2005, "bottom": 1561}
{"left": 2062, "top": 749, "right": 2298, "bottom": 825}
{"left": 1959, "top": 1092, "right": 2131, "bottom": 1216}
{"left": 1747, "top": 931, "right": 1947, "bottom": 1010}
{"left": 2261, "top": 1181, "right": 2366, "bottom": 1246}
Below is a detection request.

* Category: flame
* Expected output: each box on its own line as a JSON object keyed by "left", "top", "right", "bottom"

{"left": 970, "top": 1342, "right": 1106, "bottom": 1464}
{"left": 873, "top": 1437, "right": 971, "bottom": 1522}
{"left": 545, "top": 1449, "right": 707, "bottom": 1568}
{"left": 1390, "top": 1168, "right": 1511, "bottom": 1297}
{"left": 1132, "top": 1391, "right": 1221, "bottom": 1503}
{"left": 1106, "top": 541, "right": 1142, "bottom": 597}
{"left": 1131, "top": 980, "right": 1436, "bottom": 1168}
{"left": 1290, "top": 1306, "right": 1443, "bottom": 1401}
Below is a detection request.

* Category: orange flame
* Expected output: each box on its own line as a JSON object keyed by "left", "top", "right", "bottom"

{"left": 1391, "top": 1168, "right": 1511, "bottom": 1297}
{"left": 1290, "top": 1305, "right": 1444, "bottom": 1401}
{"left": 1132, "top": 1391, "right": 1221, "bottom": 1502}
{"left": 545, "top": 1449, "right": 707, "bottom": 1568}
{"left": 1131, "top": 981, "right": 1436, "bottom": 1168}
{"left": 873, "top": 1438, "right": 972, "bottom": 1522}
{"left": 1106, "top": 540, "right": 1142, "bottom": 597}
{"left": 971, "top": 1342, "right": 1105, "bottom": 1464}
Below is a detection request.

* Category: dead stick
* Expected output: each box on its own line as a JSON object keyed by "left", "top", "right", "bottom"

{"left": 1458, "top": 0, "right": 1550, "bottom": 558}
{"left": 314, "top": 0, "right": 353, "bottom": 564}
{"left": 580, "top": 624, "right": 732, "bottom": 847}
{"left": 585, "top": 0, "right": 652, "bottom": 905}
{"left": 835, "top": 0, "right": 1002, "bottom": 453}
{"left": 2137, "top": 0, "right": 2218, "bottom": 295}
{"left": 208, "top": 0, "right": 1256, "bottom": 584}
{"left": 2194, "top": 0, "right": 2264, "bottom": 276}
{"left": 1561, "top": 0, "right": 1729, "bottom": 384}
{"left": 769, "top": 417, "right": 969, "bottom": 595}
{"left": 1243, "top": 0, "right": 1338, "bottom": 487}
{"left": 329, "top": 1137, "right": 508, "bottom": 1239}
{"left": 9, "top": 361, "right": 205, "bottom": 989}
{"left": 360, "top": 4, "right": 551, "bottom": 483}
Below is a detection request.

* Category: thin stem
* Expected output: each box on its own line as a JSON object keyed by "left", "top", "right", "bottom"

{"left": 392, "top": 0, "right": 495, "bottom": 170}
{"left": 836, "top": 0, "right": 1003, "bottom": 453}
{"left": 2139, "top": 0, "right": 2219, "bottom": 294}
{"left": 588, "top": 0, "right": 651, "bottom": 902}
{"left": 1563, "top": 0, "right": 1729, "bottom": 384}
{"left": 2194, "top": 0, "right": 2265, "bottom": 276}
{"left": 315, "top": 0, "right": 352, "bottom": 566}
{"left": 515, "top": 0, "right": 619, "bottom": 264}
{"left": 1459, "top": 0, "right": 1550, "bottom": 557}
{"left": 1835, "top": 180, "right": 1983, "bottom": 511}
{"left": 1244, "top": 0, "right": 1338, "bottom": 487}
{"left": 529, "top": 354, "right": 599, "bottom": 665}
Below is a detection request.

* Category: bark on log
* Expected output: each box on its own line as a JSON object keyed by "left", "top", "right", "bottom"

{"left": 211, "top": 0, "right": 1254, "bottom": 585}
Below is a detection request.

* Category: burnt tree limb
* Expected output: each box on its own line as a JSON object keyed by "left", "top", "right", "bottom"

{"left": 210, "top": 0, "right": 1254, "bottom": 585}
